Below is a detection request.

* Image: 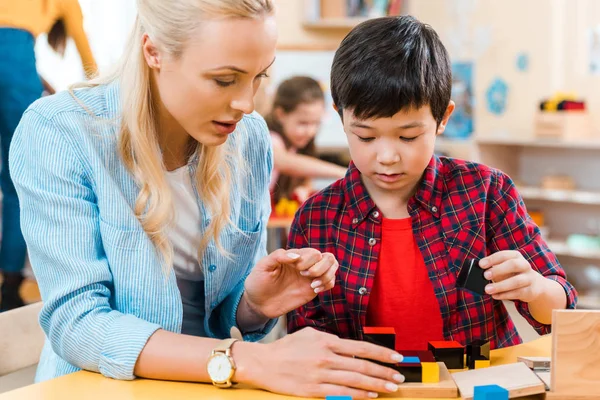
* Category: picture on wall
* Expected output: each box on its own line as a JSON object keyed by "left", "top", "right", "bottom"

{"left": 444, "top": 62, "right": 474, "bottom": 140}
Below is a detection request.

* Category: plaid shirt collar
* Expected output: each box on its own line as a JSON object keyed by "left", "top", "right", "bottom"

{"left": 343, "top": 155, "right": 443, "bottom": 226}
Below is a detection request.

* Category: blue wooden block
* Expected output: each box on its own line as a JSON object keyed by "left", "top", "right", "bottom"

{"left": 400, "top": 356, "right": 421, "bottom": 364}
{"left": 473, "top": 384, "right": 509, "bottom": 400}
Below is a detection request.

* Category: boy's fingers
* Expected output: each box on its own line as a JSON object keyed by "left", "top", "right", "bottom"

{"left": 479, "top": 250, "right": 522, "bottom": 269}
{"left": 485, "top": 274, "right": 530, "bottom": 295}
{"left": 484, "top": 259, "right": 529, "bottom": 282}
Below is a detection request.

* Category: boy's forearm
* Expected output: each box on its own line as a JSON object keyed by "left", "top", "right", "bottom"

{"left": 528, "top": 277, "right": 568, "bottom": 325}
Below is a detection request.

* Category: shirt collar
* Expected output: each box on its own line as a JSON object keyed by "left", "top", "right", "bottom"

{"left": 342, "top": 156, "right": 443, "bottom": 226}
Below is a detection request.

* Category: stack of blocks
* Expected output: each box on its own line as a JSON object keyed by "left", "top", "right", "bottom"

{"left": 473, "top": 384, "right": 509, "bottom": 400}
{"left": 362, "top": 327, "right": 440, "bottom": 383}
{"left": 395, "top": 350, "right": 439, "bottom": 383}
{"left": 428, "top": 340, "right": 465, "bottom": 369}
{"left": 466, "top": 339, "right": 491, "bottom": 369}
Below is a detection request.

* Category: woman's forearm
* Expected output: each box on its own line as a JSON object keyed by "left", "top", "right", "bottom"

{"left": 134, "top": 329, "right": 262, "bottom": 384}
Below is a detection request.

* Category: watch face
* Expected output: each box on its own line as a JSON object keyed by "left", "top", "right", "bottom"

{"left": 207, "top": 354, "right": 233, "bottom": 383}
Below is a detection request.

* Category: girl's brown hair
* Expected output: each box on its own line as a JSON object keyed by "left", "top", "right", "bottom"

{"left": 264, "top": 76, "right": 324, "bottom": 202}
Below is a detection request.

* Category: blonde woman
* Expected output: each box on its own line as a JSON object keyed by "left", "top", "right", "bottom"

{"left": 10, "top": 1, "right": 405, "bottom": 398}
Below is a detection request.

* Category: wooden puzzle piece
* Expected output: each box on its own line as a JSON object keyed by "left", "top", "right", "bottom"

{"left": 428, "top": 340, "right": 465, "bottom": 369}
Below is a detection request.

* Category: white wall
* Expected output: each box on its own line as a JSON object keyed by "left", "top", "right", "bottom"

{"left": 35, "top": 0, "right": 137, "bottom": 90}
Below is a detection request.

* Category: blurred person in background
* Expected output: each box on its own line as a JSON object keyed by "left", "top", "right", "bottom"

{"left": 0, "top": 0, "right": 97, "bottom": 311}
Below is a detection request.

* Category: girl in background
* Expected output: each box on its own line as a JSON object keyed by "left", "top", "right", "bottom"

{"left": 265, "top": 76, "right": 346, "bottom": 205}
{"left": 0, "top": 0, "right": 97, "bottom": 310}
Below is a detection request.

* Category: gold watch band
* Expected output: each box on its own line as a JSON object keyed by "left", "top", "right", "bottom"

{"left": 210, "top": 338, "right": 239, "bottom": 388}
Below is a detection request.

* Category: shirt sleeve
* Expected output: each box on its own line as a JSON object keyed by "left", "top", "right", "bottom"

{"left": 486, "top": 170, "right": 578, "bottom": 335}
{"left": 210, "top": 114, "right": 278, "bottom": 342}
{"left": 10, "top": 109, "right": 161, "bottom": 380}
{"left": 61, "top": 0, "right": 97, "bottom": 77}
{"left": 286, "top": 209, "right": 339, "bottom": 335}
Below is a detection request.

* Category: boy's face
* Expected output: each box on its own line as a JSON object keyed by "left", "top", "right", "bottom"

{"left": 341, "top": 103, "right": 454, "bottom": 201}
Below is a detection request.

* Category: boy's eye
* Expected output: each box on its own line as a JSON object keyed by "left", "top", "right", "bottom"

{"left": 256, "top": 72, "right": 270, "bottom": 80}
{"left": 357, "top": 136, "right": 375, "bottom": 143}
{"left": 400, "top": 136, "right": 417, "bottom": 142}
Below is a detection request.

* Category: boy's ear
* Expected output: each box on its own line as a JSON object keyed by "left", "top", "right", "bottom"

{"left": 333, "top": 103, "right": 339, "bottom": 112}
{"left": 436, "top": 100, "right": 456, "bottom": 135}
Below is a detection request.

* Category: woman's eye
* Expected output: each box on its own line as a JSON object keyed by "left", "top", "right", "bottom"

{"left": 215, "top": 79, "right": 235, "bottom": 87}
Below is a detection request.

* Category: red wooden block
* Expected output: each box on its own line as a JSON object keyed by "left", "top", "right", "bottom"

{"left": 429, "top": 340, "right": 463, "bottom": 349}
{"left": 363, "top": 327, "right": 396, "bottom": 335}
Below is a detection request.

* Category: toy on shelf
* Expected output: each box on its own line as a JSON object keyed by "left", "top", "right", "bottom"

{"left": 273, "top": 197, "right": 300, "bottom": 218}
{"left": 466, "top": 340, "right": 490, "bottom": 369}
{"left": 428, "top": 340, "right": 465, "bottom": 369}
{"left": 535, "top": 92, "right": 593, "bottom": 140}
{"left": 456, "top": 259, "right": 490, "bottom": 296}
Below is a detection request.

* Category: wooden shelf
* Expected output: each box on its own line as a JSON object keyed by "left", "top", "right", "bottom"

{"left": 475, "top": 136, "right": 600, "bottom": 150}
{"left": 577, "top": 294, "right": 600, "bottom": 309}
{"left": 546, "top": 239, "right": 600, "bottom": 260}
{"left": 518, "top": 186, "right": 600, "bottom": 205}
{"left": 303, "top": 17, "right": 369, "bottom": 30}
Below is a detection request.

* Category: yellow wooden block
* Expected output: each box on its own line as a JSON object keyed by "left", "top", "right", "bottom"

{"left": 422, "top": 361, "right": 439, "bottom": 383}
{"left": 475, "top": 359, "right": 491, "bottom": 369}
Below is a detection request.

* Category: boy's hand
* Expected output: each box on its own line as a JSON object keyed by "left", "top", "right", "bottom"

{"left": 479, "top": 250, "right": 546, "bottom": 303}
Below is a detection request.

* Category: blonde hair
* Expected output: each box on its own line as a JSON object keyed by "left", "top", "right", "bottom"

{"left": 70, "top": 0, "right": 274, "bottom": 270}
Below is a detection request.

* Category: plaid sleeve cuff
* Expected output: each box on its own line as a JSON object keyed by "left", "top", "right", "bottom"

{"left": 514, "top": 275, "right": 578, "bottom": 335}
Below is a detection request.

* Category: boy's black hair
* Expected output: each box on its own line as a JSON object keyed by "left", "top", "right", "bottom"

{"left": 331, "top": 15, "right": 452, "bottom": 125}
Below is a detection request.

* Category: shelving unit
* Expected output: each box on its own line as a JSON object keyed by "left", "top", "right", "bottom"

{"left": 476, "top": 136, "right": 600, "bottom": 309}
{"left": 303, "top": 17, "right": 368, "bottom": 30}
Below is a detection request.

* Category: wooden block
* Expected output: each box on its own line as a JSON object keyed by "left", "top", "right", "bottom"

{"left": 517, "top": 356, "right": 551, "bottom": 371}
{"left": 457, "top": 259, "right": 490, "bottom": 296}
{"left": 467, "top": 340, "right": 490, "bottom": 369}
{"left": 451, "top": 362, "right": 545, "bottom": 400}
{"left": 363, "top": 327, "right": 396, "bottom": 350}
{"left": 429, "top": 341, "right": 465, "bottom": 369}
{"left": 551, "top": 310, "right": 600, "bottom": 396}
{"left": 383, "top": 362, "right": 458, "bottom": 398}
{"left": 473, "top": 384, "right": 508, "bottom": 400}
{"left": 474, "top": 359, "right": 491, "bottom": 369}
{"left": 422, "top": 362, "right": 440, "bottom": 383}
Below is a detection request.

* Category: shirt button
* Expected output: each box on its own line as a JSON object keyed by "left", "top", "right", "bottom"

{"left": 372, "top": 211, "right": 380, "bottom": 218}
{"left": 431, "top": 206, "right": 438, "bottom": 213}
{"left": 358, "top": 287, "right": 368, "bottom": 295}
{"left": 352, "top": 217, "right": 359, "bottom": 224}
{"left": 208, "top": 264, "right": 217, "bottom": 272}
{"left": 368, "top": 238, "right": 377, "bottom": 246}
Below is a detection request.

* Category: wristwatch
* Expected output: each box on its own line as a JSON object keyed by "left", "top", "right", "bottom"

{"left": 207, "top": 338, "right": 239, "bottom": 388}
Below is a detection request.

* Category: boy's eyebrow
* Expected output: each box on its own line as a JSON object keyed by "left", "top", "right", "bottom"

{"left": 397, "top": 121, "right": 426, "bottom": 129}
{"left": 350, "top": 121, "right": 426, "bottom": 129}
{"left": 208, "top": 57, "right": 276, "bottom": 74}
{"left": 350, "top": 121, "right": 375, "bottom": 129}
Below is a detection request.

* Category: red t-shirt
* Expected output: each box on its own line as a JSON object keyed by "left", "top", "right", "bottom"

{"left": 366, "top": 217, "right": 445, "bottom": 350}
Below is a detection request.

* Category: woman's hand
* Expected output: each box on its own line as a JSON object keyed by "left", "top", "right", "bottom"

{"left": 243, "top": 248, "right": 338, "bottom": 319}
{"left": 236, "top": 328, "right": 405, "bottom": 399}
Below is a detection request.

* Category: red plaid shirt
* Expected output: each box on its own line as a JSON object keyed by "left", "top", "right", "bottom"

{"left": 287, "top": 156, "right": 577, "bottom": 349}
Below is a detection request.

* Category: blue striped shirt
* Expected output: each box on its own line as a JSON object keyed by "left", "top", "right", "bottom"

{"left": 9, "top": 81, "right": 275, "bottom": 382}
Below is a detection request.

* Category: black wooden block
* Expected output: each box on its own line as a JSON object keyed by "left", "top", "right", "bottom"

{"left": 466, "top": 339, "right": 491, "bottom": 369}
{"left": 428, "top": 341, "right": 465, "bottom": 369}
{"left": 457, "top": 258, "right": 490, "bottom": 296}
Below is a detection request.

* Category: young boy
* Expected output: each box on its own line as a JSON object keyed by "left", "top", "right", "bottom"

{"left": 287, "top": 15, "right": 577, "bottom": 351}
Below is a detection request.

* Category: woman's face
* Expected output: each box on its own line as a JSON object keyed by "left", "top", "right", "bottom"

{"left": 145, "top": 15, "right": 278, "bottom": 148}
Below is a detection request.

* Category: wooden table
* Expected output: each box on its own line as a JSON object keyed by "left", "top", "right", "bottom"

{"left": 0, "top": 335, "right": 551, "bottom": 400}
